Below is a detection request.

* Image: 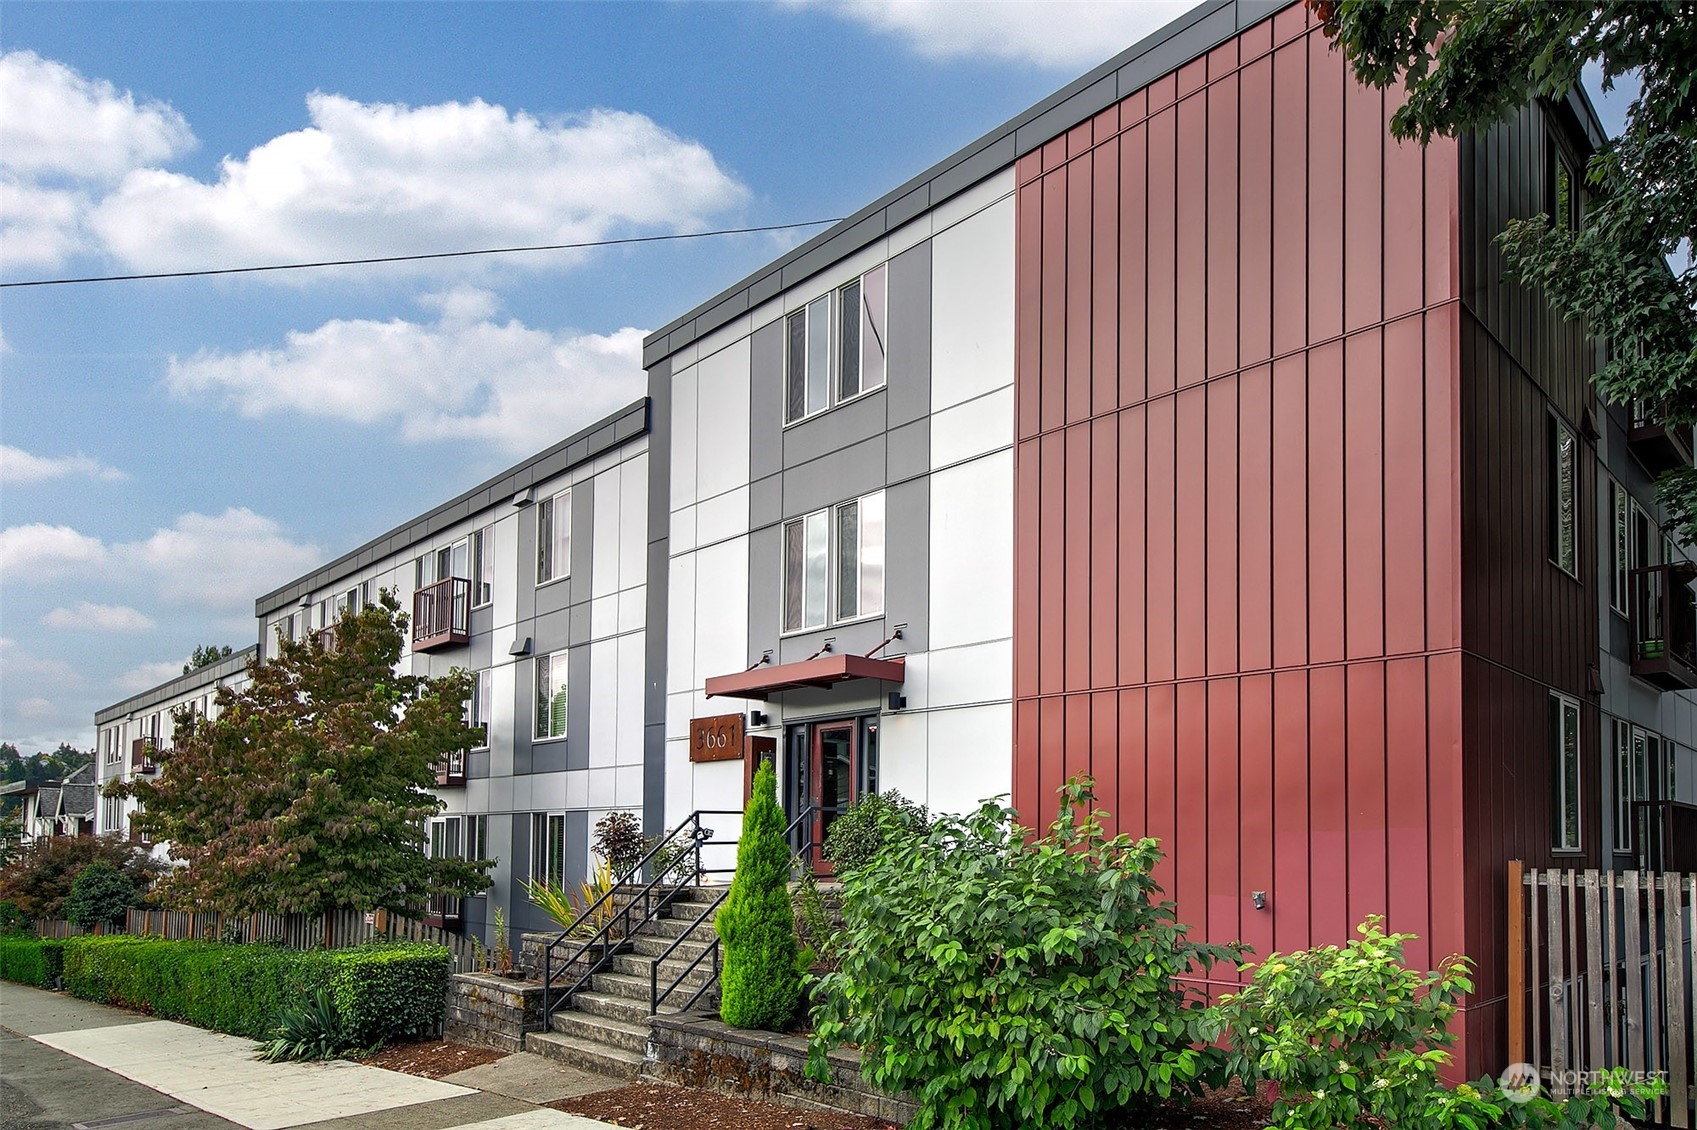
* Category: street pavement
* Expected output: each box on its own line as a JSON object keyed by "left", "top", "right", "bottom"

{"left": 0, "top": 983, "right": 620, "bottom": 1130}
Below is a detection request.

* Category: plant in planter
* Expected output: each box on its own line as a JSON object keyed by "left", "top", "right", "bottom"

{"left": 716, "top": 759, "right": 802, "bottom": 1030}
{"left": 491, "top": 907, "right": 513, "bottom": 977}
{"left": 522, "top": 860, "right": 615, "bottom": 938}
{"left": 593, "top": 811, "right": 646, "bottom": 880}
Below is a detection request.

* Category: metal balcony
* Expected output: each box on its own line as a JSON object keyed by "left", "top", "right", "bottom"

{"left": 315, "top": 625, "right": 338, "bottom": 653}
{"left": 412, "top": 577, "right": 471, "bottom": 652}
{"left": 129, "top": 738, "right": 157, "bottom": 776}
{"left": 1631, "top": 562, "right": 1697, "bottom": 690}
{"left": 1629, "top": 401, "right": 1694, "bottom": 474}
{"left": 423, "top": 893, "right": 462, "bottom": 929}
{"left": 436, "top": 749, "right": 467, "bottom": 787}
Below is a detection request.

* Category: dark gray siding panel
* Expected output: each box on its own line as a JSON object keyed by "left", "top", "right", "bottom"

{"left": 747, "top": 525, "right": 782, "bottom": 666}
{"left": 750, "top": 321, "right": 785, "bottom": 482}
{"left": 886, "top": 240, "right": 933, "bottom": 429}
{"left": 643, "top": 358, "right": 673, "bottom": 839}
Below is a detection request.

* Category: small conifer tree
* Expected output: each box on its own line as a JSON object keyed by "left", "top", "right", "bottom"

{"left": 715, "top": 758, "right": 801, "bottom": 1029}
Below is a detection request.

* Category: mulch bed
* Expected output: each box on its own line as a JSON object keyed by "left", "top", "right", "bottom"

{"left": 356, "top": 1038, "right": 506, "bottom": 1078}
{"left": 551, "top": 1082, "right": 897, "bottom": 1129}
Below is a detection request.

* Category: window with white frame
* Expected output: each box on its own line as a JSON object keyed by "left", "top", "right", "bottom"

{"left": 1611, "top": 482, "right": 1630, "bottom": 615}
{"left": 1552, "top": 693, "right": 1582, "bottom": 851}
{"left": 1551, "top": 416, "right": 1578, "bottom": 576}
{"left": 784, "top": 491, "right": 885, "bottom": 632}
{"left": 102, "top": 727, "right": 121, "bottom": 766}
{"left": 535, "top": 651, "right": 568, "bottom": 740}
{"left": 537, "top": 489, "right": 571, "bottom": 585}
{"left": 472, "top": 526, "right": 493, "bottom": 606}
{"left": 465, "top": 814, "right": 488, "bottom": 867}
{"left": 531, "top": 812, "right": 566, "bottom": 889}
{"left": 101, "top": 794, "right": 122, "bottom": 833}
{"left": 786, "top": 264, "right": 888, "bottom": 424}
{"left": 425, "top": 814, "right": 488, "bottom": 874}
{"left": 428, "top": 816, "right": 462, "bottom": 863}
{"left": 468, "top": 668, "right": 493, "bottom": 748}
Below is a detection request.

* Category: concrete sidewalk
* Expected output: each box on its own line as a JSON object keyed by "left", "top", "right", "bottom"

{"left": 0, "top": 982, "right": 621, "bottom": 1130}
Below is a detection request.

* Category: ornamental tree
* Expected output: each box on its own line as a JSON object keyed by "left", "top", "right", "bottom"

{"left": 716, "top": 758, "right": 802, "bottom": 1030}
{"left": 116, "top": 591, "right": 490, "bottom": 916}
{"left": 1313, "top": 0, "right": 1697, "bottom": 534}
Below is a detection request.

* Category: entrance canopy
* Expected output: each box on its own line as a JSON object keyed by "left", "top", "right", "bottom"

{"left": 704, "top": 654, "right": 905, "bottom": 701}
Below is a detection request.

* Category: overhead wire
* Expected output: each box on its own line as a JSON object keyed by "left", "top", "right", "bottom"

{"left": 0, "top": 218, "right": 845, "bottom": 289}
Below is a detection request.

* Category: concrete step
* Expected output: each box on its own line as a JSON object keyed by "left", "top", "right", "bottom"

{"left": 523, "top": 1029, "right": 645, "bottom": 1078}
{"left": 610, "top": 952, "right": 717, "bottom": 987}
{"left": 571, "top": 989, "right": 654, "bottom": 1025}
{"left": 590, "top": 969, "right": 719, "bottom": 1012}
{"left": 640, "top": 913, "right": 718, "bottom": 939}
{"left": 550, "top": 1010, "right": 651, "bottom": 1054}
{"left": 628, "top": 933, "right": 715, "bottom": 960}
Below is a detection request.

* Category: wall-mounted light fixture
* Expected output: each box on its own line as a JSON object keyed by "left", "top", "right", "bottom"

{"left": 749, "top": 710, "right": 769, "bottom": 728}
{"left": 1251, "top": 891, "right": 1267, "bottom": 911}
{"left": 887, "top": 692, "right": 906, "bottom": 712}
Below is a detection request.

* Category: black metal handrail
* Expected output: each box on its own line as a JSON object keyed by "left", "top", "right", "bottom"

{"left": 647, "top": 806, "right": 827, "bottom": 1015}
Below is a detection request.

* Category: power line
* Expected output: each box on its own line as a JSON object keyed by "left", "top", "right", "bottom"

{"left": 0, "top": 219, "right": 845, "bottom": 289}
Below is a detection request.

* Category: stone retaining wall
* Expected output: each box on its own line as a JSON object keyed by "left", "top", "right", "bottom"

{"left": 443, "top": 971, "right": 544, "bottom": 1054}
{"left": 647, "top": 1013, "right": 915, "bottom": 1124}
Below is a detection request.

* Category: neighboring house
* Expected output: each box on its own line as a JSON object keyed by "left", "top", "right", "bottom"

{"left": 639, "top": 0, "right": 1697, "bottom": 1076}
{"left": 2, "top": 762, "right": 97, "bottom": 841}
{"left": 94, "top": 646, "right": 255, "bottom": 855}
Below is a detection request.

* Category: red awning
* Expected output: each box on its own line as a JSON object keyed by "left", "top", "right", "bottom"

{"left": 704, "top": 654, "right": 906, "bottom": 701}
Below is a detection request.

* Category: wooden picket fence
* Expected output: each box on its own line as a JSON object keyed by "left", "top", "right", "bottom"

{"left": 34, "top": 907, "right": 477, "bottom": 971}
{"left": 1509, "top": 862, "right": 1693, "bottom": 1124}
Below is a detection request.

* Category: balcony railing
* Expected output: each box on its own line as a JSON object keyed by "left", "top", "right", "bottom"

{"left": 1630, "top": 562, "right": 1697, "bottom": 690}
{"left": 129, "top": 738, "right": 158, "bottom": 776}
{"left": 1631, "top": 799, "right": 1697, "bottom": 872}
{"left": 436, "top": 749, "right": 467, "bottom": 787}
{"left": 315, "top": 625, "right": 338, "bottom": 653}
{"left": 412, "top": 577, "right": 471, "bottom": 652}
{"left": 423, "top": 893, "right": 462, "bottom": 929}
{"left": 1628, "top": 400, "right": 1694, "bottom": 474}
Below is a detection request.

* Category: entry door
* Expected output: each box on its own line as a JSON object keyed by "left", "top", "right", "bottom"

{"left": 810, "top": 721, "right": 857, "bottom": 874}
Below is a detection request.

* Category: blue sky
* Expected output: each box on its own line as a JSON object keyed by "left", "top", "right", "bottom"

{"left": 1, "top": 1, "right": 1209, "bottom": 751}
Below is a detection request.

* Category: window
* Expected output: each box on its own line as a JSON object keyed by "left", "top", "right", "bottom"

{"left": 102, "top": 728, "right": 121, "bottom": 766}
{"left": 469, "top": 668, "right": 492, "bottom": 748}
{"left": 1551, "top": 416, "right": 1578, "bottom": 576}
{"left": 1612, "top": 482, "right": 1630, "bottom": 614}
{"left": 414, "top": 553, "right": 434, "bottom": 590}
{"left": 465, "top": 815, "right": 489, "bottom": 867}
{"left": 784, "top": 492, "right": 885, "bottom": 632}
{"left": 1552, "top": 693, "right": 1582, "bottom": 851}
{"left": 535, "top": 651, "right": 568, "bottom": 740}
{"left": 785, "top": 265, "right": 888, "bottom": 424}
{"left": 428, "top": 816, "right": 462, "bottom": 862}
{"left": 360, "top": 580, "right": 372, "bottom": 609}
{"left": 101, "top": 794, "right": 122, "bottom": 833}
{"left": 426, "top": 816, "right": 488, "bottom": 879}
{"left": 1615, "top": 719, "right": 1638, "bottom": 853}
{"left": 537, "top": 489, "right": 571, "bottom": 585}
{"left": 1550, "top": 146, "right": 1579, "bottom": 232}
{"left": 471, "top": 527, "right": 493, "bottom": 606}
{"left": 531, "top": 812, "right": 566, "bottom": 889}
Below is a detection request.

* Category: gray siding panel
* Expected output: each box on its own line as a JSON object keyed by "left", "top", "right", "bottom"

{"left": 886, "top": 240, "right": 932, "bottom": 429}
{"left": 750, "top": 321, "right": 785, "bottom": 482}
{"left": 783, "top": 392, "right": 887, "bottom": 469}
{"left": 643, "top": 359, "right": 673, "bottom": 837}
{"left": 783, "top": 435, "right": 889, "bottom": 517}
{"left": 747, "top": 525, "right": 782, "bottom": 667}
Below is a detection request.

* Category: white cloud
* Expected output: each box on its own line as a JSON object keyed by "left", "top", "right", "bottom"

{"left": 116, "top": 508, "right": 322, "bottom": 608}
{"left": 0, "top": 637, "right": 81, "bottom": 687}
{"left": 0, "top": 523, "right": 110, "bottom": 578}
{"left": 167, "top": 289, "right": 646, "bottom": 454}
{"left": 801, "top": 0, "right": 1204, "bottom": 69}
{"left": 14, "top": 697, "right": 57, "bottom": 722}
{"left": 115, "top": 660, "right": 187, "bottom": 694}
{"left": 90, "top": 94, "right": 748, "bottom": 275}
{"left": 42, "top": 602, "right": 156, "bottom": 632}
{"left": 1, "top": 444, "right": 127, "bottom": 483}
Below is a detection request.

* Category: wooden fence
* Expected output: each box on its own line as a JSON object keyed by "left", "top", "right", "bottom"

{"left": 1510, "top": 861, "right": 1692, "bottom": 1124}
{"left": 35, "top": 907, "right": 477, "bottom": 971}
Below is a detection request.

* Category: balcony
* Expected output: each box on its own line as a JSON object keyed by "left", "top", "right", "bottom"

{"left": 436, "top": 749, "right": 467, "bottom": 787}
{"left": 1631, "top": 799, "right": 1697, "bottom": 872}
{"left": 1630, "top": 562, "right": 1697, "bottom": 690}
{"left": 423, "top": 893, "right": 462, "bottom": 929}
{"left": 315, "top": 625, "right": 338, "bottom": 653}
{"left": 129, "top": 738, "right": 157, "bottom": 776}
{"left": 1628, "top": 400, "right": 1694, "bottom": 474}
{"left": 412, "top": 577, "right": 471, "bottom": 652}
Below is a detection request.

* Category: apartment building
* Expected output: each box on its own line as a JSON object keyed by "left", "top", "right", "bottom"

{"left": 94, "top": 645, "right": 255, "bottom": 853}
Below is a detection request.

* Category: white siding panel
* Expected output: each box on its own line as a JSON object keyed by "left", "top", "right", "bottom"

{"left": 929, "top": 450, "right": 1013, "bottom": 649}
{"left": 588, "top": 639, "right": 618, "bottom": 769}
{"left": 877, "top": 710, "right": 929, "bottom": 802}
{"left": 927, "top": 639, "right": 1013, "bottom": 708}
{"left": 691, "top": 537, "right": 749, "bottom": 694}
{"left": 926, "top": 703, "right": 1013, "bottom": 817}
{"left": 695, "top": 484, "right": 749, "bottom": 549}
{"left": 617, "top": 586, "right": 645, "bottom": 635}
{"left": 590, "top": 594, "right": 618, "bottom": 641}
{"left": 666, "top": 554, "right": 697, "bottom": 693}
{"left": 693, "top": 338, "right": 751, "bottom": 501}
{"left": 670, "top": 363, "right": 699, "bottom": 510}
{"left": 588, "top": 767, "right": 616, "bottom": 809}
{"left": 665, "top": 736, "right": 694, "bottom": 822}
{"left": 616, "top": 632, "right": 645, "bottom": 767}
{"left": 592, "top": 463, "right": 622, "bottom": 600}
{"left": 931, "top": 386, "right": 1015, "bottom": 470}
{"left": 931, "top": 194, "right": 1016, "bottom": 412}
{"left": 619, "top": 453, "right": 648, "bottom": 588}
{"left": 615, "top": 764, "right": 644, "bottom": 809}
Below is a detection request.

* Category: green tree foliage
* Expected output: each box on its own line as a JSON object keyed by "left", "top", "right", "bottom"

{"left": 716, "top": 758, "right": 801, "bottom": 1030}
{"left": 115, "top": 592, "right": 490, "bottom": 916}
{"left": 1, "top": 742, "right": 93, "bottom": 788}
{"left": 183, "top": 643, "right": 235, "bottom": 675}
{"left": 64, "top": 861, "right": 138, "bottom": 931}
{"left": 820, "top": 790, "right": 929, "bottom": 875}
{"left": 1314, "top": 0, "right": 1697, "bottom": 534}
{"left": 810, "top": 777, "right": 1237, "bottom": 1130}
{"left": 0, "top": 835, "right": 162, "bottom": 920}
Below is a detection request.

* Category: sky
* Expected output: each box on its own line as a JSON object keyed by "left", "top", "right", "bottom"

{"left": 0, "top": 0, "right": 1214, "bottom": 753}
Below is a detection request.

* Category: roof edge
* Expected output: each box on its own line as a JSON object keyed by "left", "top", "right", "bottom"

{"left": 94, "top": 644, "right": 259, "bottom": 725}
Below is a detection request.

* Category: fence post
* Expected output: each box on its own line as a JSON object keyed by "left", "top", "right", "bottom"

{"left": 1508, "top": 859, "right": 1525, "bottom": 1066}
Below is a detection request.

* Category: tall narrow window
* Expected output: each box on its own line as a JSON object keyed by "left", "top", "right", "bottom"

{"left": 429, "top": 817, "right": 462, "bottom": 862}
{"left": 415, "top": 554, "right": 434, "bottom": 589}
{"left": 469, "top": 668, "right": 493, "bottom": 747}
{"left": 537, "top": 489, "right": 571, "bottom": 584}
{"left": 847, "top": 264, "right": 887, "bottom": 398}
{"left": 535, "top": 651, "right": 568, "bottom": 740}
{"left": 471, "top": 527, "right": 493, "bottom": 606}
{"left": 1551, "top": 417, "right": 1577, "bottom": 576}
{"left": 1612, "top": 482, "right": 1630, "bottom": 614}
{"left": 531, "top": 812, "right": 566, "bottom": 888}
{"left": 783, "top": 510, "right": 830, "bottom": 632}
{"left": 1551, "top": 148, "right": 1578, "bottom": 231}
{"left": 465, "top": 815, "right": 489, "bottom": 873}
{"left": 1552, "top": 693, "right": 1582, "bottom": 851}
{"left": 1614, "top": 719, "right": 1635, "bottom": 853}
{"left": 806, "top": 295, "right": 829, "bottom": 418}
{"left": 786, "top": 309, "right": 807, "bottom": 423}
{"left": 836, "top": 492, "right": 886, "bottom": 620}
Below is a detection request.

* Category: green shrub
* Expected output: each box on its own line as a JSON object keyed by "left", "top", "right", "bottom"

{"left": 257, "top": 988, "right": 346, "bottom": 1061}
{"left": 0, "top": 936, "right": 47, "bottom": 986}
{"left": 593, "top": 810, "right": 647, "bottom": 879}
{"left": 821, "top": 790, "right": 929, "bottom": 875}
{"left": 809, "top": 776, "right": 1237, "bottom": 1130}
{"left": 40, "top": 938, "right": 64, "bottom": 986}
{"left": 65, "top": 862, "right": 137, "bottom": 931}
{"left": 0, "top": 834, "right": 162, "bottom": 920}
{"left": 716, "top": 759, "right": 801, "bottom": 1030}
{"left": 62, "top": 937, "right": 448, "bottom": 1043}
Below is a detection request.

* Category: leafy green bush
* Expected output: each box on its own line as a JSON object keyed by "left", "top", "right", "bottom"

{"left": 62, "top": 937, "right": 448, "bottom": 1042}
{"left": 0, "top": 834, "right": 162, "bottom": 919}
{"left": 716, "top": 759, "right": 801, "bottom": 1030}
{"left": 65, "top": 862, "right": 137, "bottom": 931}
{"left": 257, "top": 988, "right": 347, "bottom": 1061}
{"left": 41, "top": 937, "right": 64, "bottom": 986}
{"left": 810, "top": 776, "right": 1236, "bottom": 1130}
{"left": 0, "top": 935, "right": 47, "bottom": 986}
{"left": 821, "top": 790, "right": 929, "bottom": 875}
{"left": 1210, "top": 916, "right": 1663, "bottom": 1130}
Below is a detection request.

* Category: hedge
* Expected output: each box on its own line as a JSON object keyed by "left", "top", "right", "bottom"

{"left": 0, "top": 936, "right": 46, "bottom": 986}
{"left": 61, "top": 937, "right": 449, "bottom": 1043}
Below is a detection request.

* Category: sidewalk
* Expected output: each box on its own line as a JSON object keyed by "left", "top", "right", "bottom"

{"left": 0, "top": 982, "right": 622, "bottom": 1130}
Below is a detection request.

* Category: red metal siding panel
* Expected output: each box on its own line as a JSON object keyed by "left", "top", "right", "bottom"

{"left": 1118, "top": 408, "right": 1148, "bottom": 686}
{"left": 1090, "top": 417, "right": 1119, "bottom": 688}
{"left": 1343, "top": 74, "right": 1384, "bottom": 334}
{"left": 1064, "top": 425, "right": 1092, "bottom": 691}
{"left": 1065, "top": 692, "right": 1091, "bottom": 793}
{"left": 1175, "top": 679, "right": 1209, "bottom": 934}
{"left": 1040, "top": 174, "right": 1068, "bottom": 433}
{"left": 1383, "top": 88, "right": 1425, "bottom": 320}
{"left": 1014, "top": 440, "right": 1041, "bottom": 699}
{"left": 1145, "top": 397, "right": 1176, "bottom": 684}
{"left": 1038, "top": 432, "right": 1065, "bottom": 696}
{"left": 1306, "top": 29, "right": 1344, "bottom": 345}
{"left": 1091, "top": 690, "right": 1118, "bottom": 827}
{"left": 1015, "top": 697, "right": 1040, "bottom": 834}
{"left": 1385, "top": 656, "right": 1431, "bottom": 971}
{"left": 1344, "top": 328, "right": 1385, "bottom": 660}
{"left": 1016, "top": 184, "right": 1044, "bottom": 441}
{"left": 1238, "top": 673, "right": 1274, "bottom": 969}
{"left": 1307, "top": 342, "right": 1346, "bottom": 663}
{"left": 1091, "top": 137, "right": 1121, "bottom": 418}
{"left": 1345, "top": 662, "right": 1388, "bottom": 930}
{"left": 1270, "top": 38, "right": 1308, "bottom": 358}
{"left": 1272, "top": 668, "right": 1311, "bottom": 953}
{"left": 1207, "top": 680, "right": 1241, "bottom": 950}
{"left": 1118, "top": 123, "right": 1149, "bottom": 407}
{"left": 1238, "top": 364, "right": 1273, "bottom": 672}
{"left": 1175, "top": 94, "right": 1208, "bottom": 391}
{"left": 1174, "top": 387, "right": 1208, "bottom": 680}
{"left": 1384, "top": 316, "right": 1427, "bottom": 656}
{"left": 1207, "top": 74, "right": 1240, "bottom": 379}
{"left": 1145, "top": 682, "right": 1177, "bottom": 897}
{"left": 1066, "top": 153, "right": 1094, "bottom": 425}
{"left": 1238, "top": 54, "right": 1273, "bottom": 368}
{"left": 1426, "top": 306, "right": 1460, "bottom": 650}
{"left": 1308, "top": 663, "right": 1349, "bottom": 944}
{"left": 1271, "top": 355, "right": 1309, "bottom": 669}
{"left": 1117, "top": 686, "right": 1147, "bottom": 839}
{"left": 1207, "top": 376, "right": 1240, "bottom": 675}
{"left": 1146, "top": 108, "right": 1177, "bottom": 398}
{"left": 1039, "top": 694, "right": 1066, "bottom": 831}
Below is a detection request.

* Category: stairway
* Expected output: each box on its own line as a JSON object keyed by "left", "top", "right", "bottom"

{"left": 524, "top": 885, "right": 725, "bottom": 1077}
